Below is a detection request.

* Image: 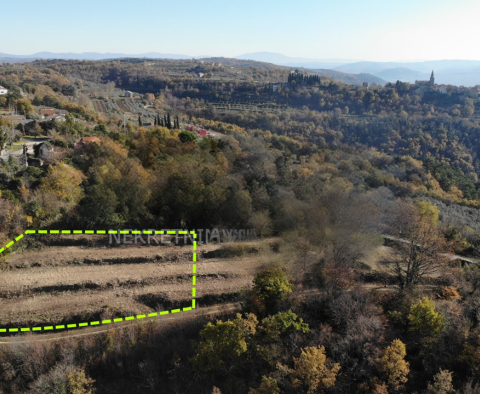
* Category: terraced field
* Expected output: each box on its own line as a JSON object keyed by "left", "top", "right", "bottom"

{"left": 208, "top": 101, "right": 288, "bottom": 113}
{"left": 0, "top": 236, "right": 272, "bottom": 331}
{"left": 92, "top": 100, "right": 108, "bottom": 113}
{"left": 116, "top": 99, "right": 130, "bottom": 113}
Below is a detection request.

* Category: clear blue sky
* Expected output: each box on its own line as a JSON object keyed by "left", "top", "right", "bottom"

{"left": 2, "top": 0, "right": 479, "bottom": 61}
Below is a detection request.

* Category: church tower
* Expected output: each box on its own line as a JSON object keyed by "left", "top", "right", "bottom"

{"left": 430, "top": 70, "right": 435, "bottom": 86}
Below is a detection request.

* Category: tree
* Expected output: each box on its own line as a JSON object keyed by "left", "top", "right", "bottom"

{"left": 389, "top": 200, "right": 448, "bottom": 289}
{"left": 248, "top": 376, "right": 280, "bottom": 394}
{"left": 463, "top": 333, "right": 480, "bottom": 370}
{"left": 257, "top": 310, "right": 310, "bottom": 366}
{"left": 178, "top": 131, "right": 196, "bottom": 143}
{"left": 249, "top": 210, "right": 272, "bottom": 238}
{"left": 193, "top": 313, "right": 258, "bottom": 371}
{"left": 32, "top": 163, "right": 85, "bottom": 224}
{"left": 408, "top": 297, "right": 444, "bottom": 337}
{"left": 67, "top": 369, "right": 96, "bottom": 394}
{"left": 79, "top": 184, "right": 121, "bottom": 226}
{"left": 15, "top": 98, "right": 34, "bottom": 115}
{"left": 379, "top": 339, "right": 410, "bottom": 391}
{"left": 426, "top": 369, "right": 455, "bottom": 394}
{"left": 0, "top": 129, "right": 7, "bottom": 150}
{"left": 292, "top": 346, "right": 341, "bottom": 394}
{"left": 250, "top": 269, "right": 292, "bottom": 313}
{"left": 259, "top": 310, "right": 309, "bottom": 341}
{"left": 143, "top": 93, "right": 155, "bottom": 103}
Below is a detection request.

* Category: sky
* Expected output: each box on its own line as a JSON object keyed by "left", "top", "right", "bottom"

{"left": 1, "top": 0, "right": 479, "bottom": 62}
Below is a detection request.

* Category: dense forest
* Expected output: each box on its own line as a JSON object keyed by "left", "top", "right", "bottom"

{"left": 2, "top": 59, "right": 480, "bottom": 393}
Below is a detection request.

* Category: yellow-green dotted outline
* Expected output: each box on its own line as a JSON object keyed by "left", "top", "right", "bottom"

{"left": 0, "top": 229, "right": 197, "bottom": 334}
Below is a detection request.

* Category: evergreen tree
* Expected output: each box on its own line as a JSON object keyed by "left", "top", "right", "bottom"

{"left": 138, "top": 114, "right": 142, "bottom": 126}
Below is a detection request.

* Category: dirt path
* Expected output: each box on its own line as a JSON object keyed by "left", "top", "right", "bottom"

{"left": 0, "top": 303, "right": 241, "bottom": 345}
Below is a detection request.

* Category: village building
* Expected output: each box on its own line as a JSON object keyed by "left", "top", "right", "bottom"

{"left": 438, "top": 86, "right": 449, "bottom": 94}
{"left": 39, "top": 108, "right": 57, "bottom": 117}
{"left": 34, "top": 142, "right": 54, "bottom": 160}
{"left": 74, "top": 136, "right": 101, "bottom": 150}
{"left": 125, "top": 91, "right": 134, "bottom": 98}
{"left": 39, "top": 108, "right": 68, "bottom": 119}
{"left": 0, "top": 86, "right": 8, "bottom": 95}
{"left": 415, "top": 71, "right": 435, "bottom": 88}
{"left": 43, "top": 114, "right": 66, "bottom": 122}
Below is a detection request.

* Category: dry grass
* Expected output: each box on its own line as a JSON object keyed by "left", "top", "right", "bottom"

{"left": 0, "top": 239, "right": 278, "bottom": 328}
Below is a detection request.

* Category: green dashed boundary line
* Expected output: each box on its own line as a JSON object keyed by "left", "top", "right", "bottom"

{"left": 0, "top": 230, "right": 197, "bottom": 334}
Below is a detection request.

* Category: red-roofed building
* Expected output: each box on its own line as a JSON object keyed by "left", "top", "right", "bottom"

{"left": 39, "top": 108, "right": 56, "bottom": 116}
{"left": 74, "top": 136, "right": 101, "bottom": 150}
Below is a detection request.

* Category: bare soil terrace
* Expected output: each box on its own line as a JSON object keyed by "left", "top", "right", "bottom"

{"left": 0, "top": 238, "right": 270, "bottom": 330}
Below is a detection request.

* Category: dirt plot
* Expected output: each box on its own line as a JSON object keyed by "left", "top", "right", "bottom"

{"left": 4, "top": 244, "right": 195, "bottom": 269}
{"left": 0, "top": 240, "right": 268, "bottom": 329}
{"left": 116, "top": 99, "right": 130, "bottom": 113}
{"left": 92, "top": 100, "right": 107, "bottom": 113}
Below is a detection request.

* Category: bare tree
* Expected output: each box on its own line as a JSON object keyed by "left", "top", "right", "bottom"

{"left": 389, "top": 201, "right": 449, "bottom": 289}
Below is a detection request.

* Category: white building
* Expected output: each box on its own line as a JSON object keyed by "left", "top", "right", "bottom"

{"left": 0, "top": 86, "right": 8, "bottom": 95}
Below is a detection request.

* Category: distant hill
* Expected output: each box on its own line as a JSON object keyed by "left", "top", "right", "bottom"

{"left": 305, "top": 68, "right": 386, "bottom": 86}
{"left": 200, "top": 57, "right": 287, "bottom": 70}
{"left": 375, "top": 67, "right": 429, "bottom": 83}
{"left": 5, "top": 50, "right": 479, "bottom": 86}
{"left": 334, "top": 61, "right": 403, "bottom": 74}
{"left": 235, "top": 52, "right": 358, "bottom": 69}
{"left": 335, "top": 60, "right": 480, "bottom": 86}
{"left": 200, "top": 58, "right": 385, "bottom": 86}
{"left": 0, "top": 52, "right": 196, "bottom": 61}
{"left": 235, "top": 54, "right": 480, "bottom": 86}
{"left": 0, "top": 57, "right": 34, "bottom": 64}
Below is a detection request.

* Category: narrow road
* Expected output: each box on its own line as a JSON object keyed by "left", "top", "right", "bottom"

{"left": 382, "top": 234, "right": 479, "bottom": 265}
{"left": 0, "top": 303, "right": 241, "bottom": 345}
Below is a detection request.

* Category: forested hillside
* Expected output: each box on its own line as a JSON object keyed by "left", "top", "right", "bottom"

{"left": 2, "top": 59, "right": 480, "bottom": 393}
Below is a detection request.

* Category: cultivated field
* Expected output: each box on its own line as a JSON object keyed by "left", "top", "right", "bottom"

{"left": 0, "top": 236, "right": 275, "bottom": 331}
{"left": 207, "top": 100, "right": 288, "bottom": 114}
{"left": 92, "top": 99, "right": 108, "bottom": 113}
{"left": 116, "top": 99, "right": 130, "bottom": 113}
